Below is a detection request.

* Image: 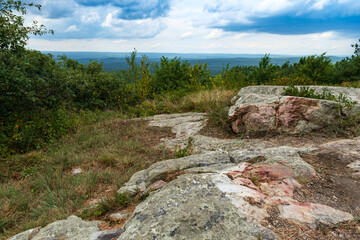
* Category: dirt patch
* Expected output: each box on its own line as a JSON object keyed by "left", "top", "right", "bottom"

{"left": 200, "top": 120, "right": 345, "bottom": 147}
{"left": 199, "top": 123, "right": 237, "bottom": 139}
{"left": 296, "top": 151, "right": 360, "bottom": 217}
{"left": 99, "top": 204, "right": 137, "bottom": 231}
{"left": 262, "top": 150, "right": 360, "bottom": 239}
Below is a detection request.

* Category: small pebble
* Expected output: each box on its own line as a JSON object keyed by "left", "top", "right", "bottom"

{"left": 72, "top": 168, "right": 83, "bottom": 175}
{"left": 110, "top": 210, "right": 130, "bottom": 220}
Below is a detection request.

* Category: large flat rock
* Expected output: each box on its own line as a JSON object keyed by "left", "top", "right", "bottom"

{"left": 119, "top": 173, "right": 276, "bottom": 240}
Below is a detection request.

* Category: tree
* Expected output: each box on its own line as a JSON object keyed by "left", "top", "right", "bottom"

{"left": 0, "top": 0, "right": 53, "bottom": 51}
{"left": 248, "top": 54, "right": 279, "bottom": 84}
{"left": 293, "top": 53, "right": 335, "bottom": 84}
{"left": 351, "top": 39, "right": 360, "bottom": 57}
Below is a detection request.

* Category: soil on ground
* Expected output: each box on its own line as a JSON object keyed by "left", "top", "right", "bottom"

{"left": 264, "top": 150, "right": 360, "bottom": 240}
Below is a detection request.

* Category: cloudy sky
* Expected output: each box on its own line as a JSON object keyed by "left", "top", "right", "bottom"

{"left": 26, "top": 0, "right": 360, "bottom": 55}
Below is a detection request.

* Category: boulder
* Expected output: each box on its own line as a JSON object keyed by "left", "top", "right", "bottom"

{"left": 9, "top": 215, "right": 101, "bottom": 240}
{"left": 147, "top": 112, "right": 207, "bottom": 149}
{"left": 119, "top": 174, "right": 277, "bottom": 240}
{"left": 117, "top": 150, "right": 232, "bottom": 195}
{"left": 229, "top": 85, "right": 360, "bottom": 134}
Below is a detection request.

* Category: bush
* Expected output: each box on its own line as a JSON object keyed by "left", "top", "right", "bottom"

{"left": 267, "top": 76, "right": 316, "bottom": 86}
{"left": 212, "top": 65, "right": 247, "bottom": 89}
{"left": 151, "top": 57, "right": 191, "bottom": 93}
{"left": 1, "top": 107, "right": 79, "bottom": 155}
{"left": 293, "top": 54, "right": 335, "bottom": 84}
{"left": 283, "top": 85, "right": 357, "bottom": 106}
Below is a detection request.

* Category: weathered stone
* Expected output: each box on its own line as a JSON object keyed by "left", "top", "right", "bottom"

{"left": 146, "top": 151, "right": 230, "bottom": 183}
{"left": 218, "top": 161, "right": 353, "bottom": 229}
{"left": 8, "top": 227, "right": 41, "bottom": 240}
{"left": 229, "top": 85, "right": 360, "bottom": 134}
{"left": 232, "top": 85, "right": 360, "bottom": 103}
{"left": 72, "top": 168, "right": 83, "bottom": 175}
{"left": 147, "top": 180, "right": 167, "bottom": 191}
{"left": 109, "top": 210, "right": 131, "bottom": 221}
{"left": 348, "top": 160, "right": 360, "bottom": 172}
{"left": 91, "top": 228, "right": 123, "bottom": 240}
{"left": 119, "top": 174, "right": 277, "bottom": 240}
{"left": 24, "top": 215, "right": 101, "bottom": 240}
{"left": 229, "top": 146, "right": 317, "bottom": 178}
{"left": 191, "top": 134, "right": 277, "bottom": 153}
{"left": 147, "top": 112, "right": 206, "bottom": 139}
{"left": 277, "top": 96, "right": 319, "bottom": 131}
{"left": 117, "top": 151, "right": 231, "bottom": 195}
{"left": 278, "top": 201, "right": 354, "bottom": 227}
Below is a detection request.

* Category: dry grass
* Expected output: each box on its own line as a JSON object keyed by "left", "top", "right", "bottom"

{"left": 137, "top": 88, "right": 237, "bottom": 115}
{"left": 0, "top": 118, "right": 174, "bottom": 239}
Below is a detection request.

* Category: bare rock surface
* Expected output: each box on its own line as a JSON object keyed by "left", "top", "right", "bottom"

{"left": 117, "top": 150, "right": 232, "bottom": 195}
{"left": 9, "top": 110, "right": 360, "bottom": 239}
{"left": 119, "top": 173, "right": 276, "bottom": 240}
{"left": 117, "top": 141, "right": 358, "bottom": 239}
{"left": 9, "top": 216, "right": 101, "bottom": 240}
{"left": 145, "top": 112, "right": 286, "bottom": 153}
{"left": 146, "top": 112, "right": 207, "bottom": 149}
{"left": 229, "top": 85, "right": 360, "bottom": 134}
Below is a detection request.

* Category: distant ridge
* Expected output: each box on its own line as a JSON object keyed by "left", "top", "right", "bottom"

{"left": 42, "top": 51, "right": 346, "bottom": 75}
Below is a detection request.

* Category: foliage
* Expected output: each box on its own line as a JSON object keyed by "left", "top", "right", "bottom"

{"left": 248, "top": 54, "right": 280, "bottom": 84}
{"left": 1, "top": 10, "right": 360, "bottom": 157}
{"left": 212, "top": 64, "right": 247, "bottom": 89}
{"left": 334, "top": 40, "right": 360, "bottom": 83}
{"left": 0, "top": 0, "right": 53, "bottom": 51}
{"left": 283, "top": 85, "right": 357, "bottom": 106}
{"left": 151, "top": 57, "right": 211, "bottom": 93}
{"left": 80, "top": 193, "right": 131, "bottom": 219}
{"left": 174, "top": 137, "right": 193, "bottom": 158}
{"left": 0, "top": 117, "right": 173, "bottom": 238}
{"left": 267, "top": 76, "right": 315, "bottom": 86}
{"left": 293, "top": 53, "right": 335, "bottom": 84}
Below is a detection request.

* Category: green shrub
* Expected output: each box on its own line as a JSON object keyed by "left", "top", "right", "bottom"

{"left": 283, "top": 85, "right": 357, "bottom": 106}
{"left": 175, "top": 137, "right": 193, "bottom": 158}
{"left": 80, "top": 192, "right": 131, "bottom": 219}
{"left": 212, "top": 64, "right": 247, "bottom": 89}
{"left": 293, "top": 54, "right": 335, "bottom": 84}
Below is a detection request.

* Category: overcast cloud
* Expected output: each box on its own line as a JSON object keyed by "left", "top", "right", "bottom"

{"left": 26, "top": 0, "right": 360, "bottom": 55}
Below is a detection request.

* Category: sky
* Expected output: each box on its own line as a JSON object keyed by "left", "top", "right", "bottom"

{"left": 25, "top": 0, "right": 360, "bottom": 55}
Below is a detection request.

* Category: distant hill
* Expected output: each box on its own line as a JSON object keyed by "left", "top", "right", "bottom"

{"left": 43, "top": 51, "right": 346, "bottom": 75}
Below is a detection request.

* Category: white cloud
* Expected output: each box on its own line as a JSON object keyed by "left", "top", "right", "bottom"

{"left": 101, "top": 11, "right": 164, "bottom": 38}
{"left": 151, "top": 43, "right": 161, "bottom": 48}
{"left": 205, "top": 29, "right": 223, "bottom": 39}
{"left": 113, "top": 39, "right": 127, "bottom": 43}
{"left": 65, "top": 25, "right": 79, "bottom": 32}
{"left": 232, "top": 33, "right": 251, "bottom": 39}
{"left": 26, "top": 0, "right": 359, "bottom": 55}
{"left": 309, "top": 31, "right": 334, "bottom": 39}
{"left": 310, "top": 0, "right": 331, "bottom": 10}
{"left": 81, "top": 12, "right": 100, "bottom": 23}
{"left": 181, "top": 32, "right": 193, "bottom": 38}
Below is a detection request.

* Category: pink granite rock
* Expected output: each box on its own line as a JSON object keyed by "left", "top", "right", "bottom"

{"left": 230, "top": 104, "right": 276, "bottom": 133}
{"left": 277, "top": 96, "right": 319, "bottom": 131}
{"left": 148, "top": 180, "right": 167, "bottom": 191}
{"left": 228, "top": 86, "right": 350, "bottom": 134}
{"left": 223, "top": 161, "right": 353, "bottom": 229}
{"left": 278, "top": 201, "right": 354, "bottom": 227}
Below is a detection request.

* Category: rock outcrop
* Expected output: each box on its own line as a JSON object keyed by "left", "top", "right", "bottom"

{"left": 117, "top": 144, "right": 357, "bottom": 239}
{"left": 229, "top": 85, "right": 360, "bottom": 134}
{"left": 9, "top": 110, "right": 360, "bottom": 240}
